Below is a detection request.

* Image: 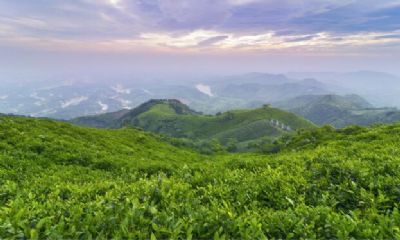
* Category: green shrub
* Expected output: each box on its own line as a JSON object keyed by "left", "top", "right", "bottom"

{"left": 1, "top": 116, "right": 400, "bottom": 239}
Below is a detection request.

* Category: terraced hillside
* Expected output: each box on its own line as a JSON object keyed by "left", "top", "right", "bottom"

{"left": 1, "top": 116, "right": 400, "bottom": 238}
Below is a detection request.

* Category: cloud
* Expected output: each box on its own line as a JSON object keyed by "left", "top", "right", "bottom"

{"left": 290, "top": 1, "right": 400, "bottom": 34}
{"left": 61, "top": 96, "right": 88, "bottom": 108}
{"left": 0, "top": 0, "right": 399, "bottom": 53}
{"left": 143, "top": 0, "right": 231, "bottom": 32}
{"left": 375, "top": 34, "right": 400, "bottom": 40}
{"left": 227, "top": 0, "right": 262, "bottom": 6}
{"left": 286, "top": 35, "right": 315, "bottom": 43}
{"left": 197, "top": 35, "right": 229, "bottom": 47}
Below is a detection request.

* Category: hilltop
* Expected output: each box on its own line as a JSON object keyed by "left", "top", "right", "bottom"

{"left": 71, "top": 99, "right": 315, "bottom": 151}
{"left": 275, "top": 94, "right": 400, "bottom": 128}
{"left": 71, "top": 99, "right": 201, "bottom": 128}
{"left": 1, "top": 115, "right": 400, "bottom": 238}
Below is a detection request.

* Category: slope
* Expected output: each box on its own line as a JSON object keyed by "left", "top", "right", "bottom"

{"left": 0, "top": 115, "right": 201, "bottom": 170}
{"left": 275, "top": 94, "right": 400, "bottom": 128}
{"left": 70, "top": 109, "right": 130, "bottom": 128}
{"left": 1, "top": 116, "right": 400, "bottom": 239}
{"left": 72, "top": 99, "right": 316, "bottom": 150}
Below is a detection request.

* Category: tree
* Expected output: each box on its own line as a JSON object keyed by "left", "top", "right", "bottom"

{"left": 226, "top": 138, "right": 238, "bottom": 152}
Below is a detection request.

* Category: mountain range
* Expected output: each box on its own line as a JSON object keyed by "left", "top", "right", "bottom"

{"left": 275, "top": 94, "right": 400, "bottom": 128}
{"left": 287, "top": 71, "right": 400, "bottom": 107}
{"left": 2, "top": 71, "right": 399, "bottom": 119}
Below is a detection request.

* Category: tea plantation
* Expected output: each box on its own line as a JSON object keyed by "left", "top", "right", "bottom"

{"left": 1, "top": 116, "right": 400, "bottom": 239}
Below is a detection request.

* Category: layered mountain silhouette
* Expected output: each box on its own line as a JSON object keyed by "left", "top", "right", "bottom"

{"left": 275, "top": 94, "right": 400, "bottom": 128}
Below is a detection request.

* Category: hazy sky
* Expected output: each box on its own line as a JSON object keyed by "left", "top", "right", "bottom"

{"left": 1, "top": 0, "right": 400, "bottom": 78}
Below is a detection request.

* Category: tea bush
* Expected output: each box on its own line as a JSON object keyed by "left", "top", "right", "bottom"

{"left": 1, "top": 116, "right": 400, "bottom": 239}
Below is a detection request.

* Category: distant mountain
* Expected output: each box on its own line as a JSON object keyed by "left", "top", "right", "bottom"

{"left": 71, "top": 99, "right": 315, "bottom": 151}
{"left": 275, "top": 94, "right": 372, "bottom": 110}
{"left": 275, "top": 94, "right": 400, "bottom": 128}
{"left": 4, "top": 71, "right": 398, "bottom": 119}
{"left": 213, "top": 72, "right": 294, "bottom": 86}
{"left": 287, "top": 71, "right": 400, "bottom": 107}
{"left": 212, "top": 78, "right": 332, "bottom": 103}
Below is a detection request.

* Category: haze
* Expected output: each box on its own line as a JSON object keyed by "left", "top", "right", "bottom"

{"left": 1, "top": 0, "right": 400, "bottom": 81}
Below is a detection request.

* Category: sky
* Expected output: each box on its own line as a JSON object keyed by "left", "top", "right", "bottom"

{"left": 0, "top": 0, "right": 400, "bottom": 79}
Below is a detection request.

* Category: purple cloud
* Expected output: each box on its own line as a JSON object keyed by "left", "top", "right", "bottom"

{"left": 197, "top": 35, "right": 229, "bottom": 47}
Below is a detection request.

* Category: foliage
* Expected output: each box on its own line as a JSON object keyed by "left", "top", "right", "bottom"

{"left": 71, "top": 99, "right": 315, "bottom": 152}
{"left": 1, "top": 116, "right": 400, "bottom": 239}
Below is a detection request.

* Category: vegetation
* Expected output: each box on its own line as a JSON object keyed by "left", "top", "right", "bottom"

{"left": 69, "top": 109, "right": 130, "bottom": 128}
{"left": 71, "top": 99, "right": 315, "bottom": 152}
{"left": 275, "top": 94, "right": 400, "bottom": 128}
{"left": 1, "top": 115, "right": 400, "bottom": 239}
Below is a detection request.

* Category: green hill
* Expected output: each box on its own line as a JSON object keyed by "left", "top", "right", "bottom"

{"left": 1, "top": 115, "right": 400, "bottom": 239}
{"left": 0, "top": 116, "right": 201, "bottom": 170}
{"left": 71, "top": 99, "right": 315, "bottom": 151}
{"left": 275, "top": 94, "right": 400, "bottom": 128}
{"left": 70, "top": 109, "right": 130, "bottom": 128}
